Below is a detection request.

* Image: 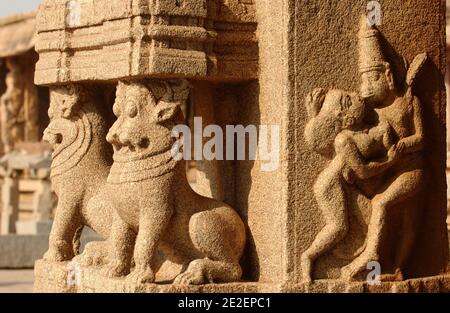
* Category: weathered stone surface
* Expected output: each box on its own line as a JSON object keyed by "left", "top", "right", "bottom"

{"left": 0, "top": 12, "right": 36, "bottom": 58}
{"left": 285, "top": 0, "right": 448, "bottom": 282}
{"left": 0, "top": 227, "right": 101, "bottom": 269}
{"left": 34, "top": 259, "right": 450, "bottom": 293}
{"left": 35, "top": 0, "right": 257, "bottom": 84}
{"left": 32, "top": 0, "right": 449, "bottom": 293}
{"left": 0, "top": 235, "right": 48, "bottom": 268}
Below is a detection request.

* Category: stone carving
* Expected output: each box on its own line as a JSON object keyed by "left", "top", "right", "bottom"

{"left": 31, "top": 1, "right": 449, "bottom": 293}
{"left": 302, "top": 17, "right": 427, "bottom": 282}
{"left": 43, "top": 85, "right": 113, "bottom": 262}
{"left": 22, "top": 62, "right": 40, "bottom": 143}
{"left": 302, "top": 88, "right": 395, "bottom": 282}
{"left": 0, "top": 59, "right": 25, "bottom": 153}
{"left": 0, "top": 58, "right": 40, "bottom": 153}
{"left": 43, "top": 80, "right": 246, "bottom": 286}
{"left": 92, "top": 80, "right": 246, "bottom": 285}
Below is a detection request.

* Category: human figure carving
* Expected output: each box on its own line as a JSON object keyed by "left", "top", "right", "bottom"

{"left": 42, "top": 85, "right": 113, "bottom": 262}
{"left": 340, "top": 18, "right": 426, "bottom": 280}
{"left": 301, "top": 88, "right": 398, "bottom": 282}
{"left": 95, "top": 80, "right": 246, "bottom": 285}
{"left": 302, "top": 17, "right": 427, "bottom": 282}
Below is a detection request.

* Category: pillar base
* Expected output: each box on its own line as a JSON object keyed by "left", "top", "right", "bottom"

{"left": 34, "top": 260, "right": 450, "bottom": 293}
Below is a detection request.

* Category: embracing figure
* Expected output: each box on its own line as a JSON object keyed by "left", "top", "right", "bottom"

{"left": 301, "top": 87, "right": 398, "bottom": 283}
{"left": 340, "top": 18, "right": 427, "bottom": 280}
{"left": 301, "top": 17, "right": 427, "bottom": 282}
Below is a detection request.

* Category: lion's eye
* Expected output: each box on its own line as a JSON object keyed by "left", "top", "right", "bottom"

{"left": 127, "top": 105, "right": 138, "bottom": 118}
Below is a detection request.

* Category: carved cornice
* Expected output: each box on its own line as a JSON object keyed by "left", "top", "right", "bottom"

{"left": 34, "top": 0, "right": 257, "bottom": 85}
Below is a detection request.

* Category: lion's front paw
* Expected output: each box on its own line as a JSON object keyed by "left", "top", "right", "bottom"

{"left": 43, "top": 241, "right": 74, "bottom": 262}
{"left": 101, "top": 260, "right": 129, "bottom": 278}
{"left": 126, "top": 265, "right": 155, "bottom": 285}
{"left": 174, "top": 269, "right": 206, "bottom": 285}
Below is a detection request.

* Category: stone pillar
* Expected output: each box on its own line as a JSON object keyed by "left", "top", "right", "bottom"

{"left": 0, "top": 152, "right": 53, "bottom": 235}
{"left": 33, "top": 0, "right": 449, "bottom": 293}
{"left": 22, "top": 54, "right": 40, "bottom": 143}
{"left": 446, "top": 0, "right": 450, "bottom": 251}
{"left": 190, "top": 82, "right": 224, "bottom": 200}
{"left": 0, "top": 168, "right": 19, "bottom": 235}
{"left": 30, "top": 168, "right": 52, "bottom": 222}
{"left": 0, "top": 58, "right": 25, "bottom": 153}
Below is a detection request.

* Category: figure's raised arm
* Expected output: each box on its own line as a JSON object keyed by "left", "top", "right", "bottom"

{"left": 396, "top": 96, "right": 425, "bottom": 154}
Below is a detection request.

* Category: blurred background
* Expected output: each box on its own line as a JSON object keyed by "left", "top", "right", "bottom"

{"left": 0, "top": 0, "right": 45, "bottom": 293}
{"left": 0, "top": 1, "right": 41, "bottom": 18}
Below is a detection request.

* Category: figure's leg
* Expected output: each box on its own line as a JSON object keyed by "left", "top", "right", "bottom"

{"left": 174, "top": 207, "right": 246, "bottom": 285}
{"left": 102, "top": 210, "right": 135, "bottom": 278}
{"left": 44, "top": 197, "right": 82, "bottom": 261}
{"left": 389, "top": 198, "right": 420, "bottom": 280}
{"left": 301, "top": 158, "right": 348, "bottom": 283}
{"left": 126, "top": 205, "right": 173, "bottom": 284}
{"left": 341, "top": 169, "right": 424, "bottom": 280}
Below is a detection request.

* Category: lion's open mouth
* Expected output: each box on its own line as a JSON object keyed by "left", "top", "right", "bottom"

{"left": 112, "top": 137, "right": 152, "bottom": 160}
{"left": 43, "top": 129, "right": 63, "bottom": 150}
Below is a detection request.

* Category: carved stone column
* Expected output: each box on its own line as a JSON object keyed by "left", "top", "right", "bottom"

{"left": 22, "top": 54, "right": 40, "bottom": 143}
{"left": 190, "top": 82, "right": 224, "bottom": 200}
{"left": 0, "top": 152, "right": 53, "bottom": 236}
{"left": 33, "top": 0, "right": 449, "bottom": 293}
{"left": 0, "top": 167, "right": 19, "bottom": 235}
{"left": 30, "top": 167, "right": 52, "bottom": 223}
{"left": 0, "top": 58, "right": 25, "bottom": 153}
{"left": 446, "top": 0, "right": 450, "bottom": 252}
{"left": 34, "top": 0, "right": 254, "bottom": 293}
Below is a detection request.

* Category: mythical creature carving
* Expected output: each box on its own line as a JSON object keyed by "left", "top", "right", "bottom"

{"left": 86, "top": 80, "right": 247, "bottom": 285}
{"left": 302, "top": 17, "right": 427, "bottom": 282}
{"left": 43, "top": 85, "right": 113, "bottom": 262}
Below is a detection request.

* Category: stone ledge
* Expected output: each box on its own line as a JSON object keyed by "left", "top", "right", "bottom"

{"left": 282, "top": 275, "right": 450, "bottom": 293}
{"left": 0, "top": 232, "right": 101, "bottom": 269}
{"left": 34, "top": 260, "right": 450, "bottom": 293}
{"left": 34, "top": 0, "right": 258, "bottom": 84}
{"left": 34, "top": 260, "right": 265, "bottom": 293}
{"left": 0, "top": 235, "right": 49, "bottom": 268}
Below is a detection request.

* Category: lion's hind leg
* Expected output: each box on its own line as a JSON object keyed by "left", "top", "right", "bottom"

{"left": 174, "top": 207, "right": 246, "bottom": 285}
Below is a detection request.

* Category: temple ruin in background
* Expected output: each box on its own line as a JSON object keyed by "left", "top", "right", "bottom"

{"left": 0, "top": 12, "right": 54, "bottom": 268}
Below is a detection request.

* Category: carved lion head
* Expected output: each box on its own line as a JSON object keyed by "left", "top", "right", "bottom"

{"left": 44, "top": 85, "right": 95, "bottom": 176}
{"left": 107, "top": 80, "right": 190, "bottom": 163}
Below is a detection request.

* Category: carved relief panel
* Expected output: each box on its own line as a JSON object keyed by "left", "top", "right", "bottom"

{"left": 302, "top": 17, "right": 429, "bottom": 282}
